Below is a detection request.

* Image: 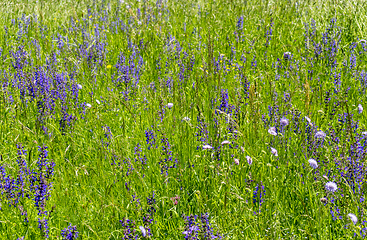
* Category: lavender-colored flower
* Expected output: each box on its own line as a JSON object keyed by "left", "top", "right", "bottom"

{"left": 280, "top": 118, "right": 289, "bottom": 127}
{"left": 325, "top": 182, "right": 337, "bottom": 192}
{"left": 221, "top": 140, "right": 230, "bottom": 145}
{"left": 268, "top": 127, "right": 277, "bottom": 136}
{"left": 348, "top": 213, "right": 358, "bottom": 224}
{"left": 203, "top": 145, "right": 213, "bottom": 150}
{"left": 76, "top": 84, "right": 82, "bottom": 90}
{"left": 61, "top": 224, "right": 79, "bottom": 240}
{"left": 315, "top": 130, "right": 326, "bottom": 139}
{"left": 270, "top": 147, "right": 278, "bottom": 157}
{"left": 308, "top": 159, "right": 318, "bottom": 169}
{"left": 246, "top": 156, "right": 252, "bottom": 165}
{"left": 358, "top": 104, "right": 363, "bottom": 114}
{"left": 139, "top": 226, "right": 147, "bottom": 237}
{"left": 167, "top": 103, "right": 173, "bottom": 109}
{"left": 234, "top": 158, "right": 239, "bottom": 165}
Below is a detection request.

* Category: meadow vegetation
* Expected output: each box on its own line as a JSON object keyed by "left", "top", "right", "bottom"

{"left": 0, "top": 0, "right": 367, "bottom": 239}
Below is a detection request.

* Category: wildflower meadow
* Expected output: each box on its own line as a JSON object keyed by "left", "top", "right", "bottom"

{"left": 1, "top": 0, "right": 367, "bottom": 239}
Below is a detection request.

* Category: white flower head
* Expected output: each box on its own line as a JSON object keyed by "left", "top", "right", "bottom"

{"left": 96, "top": 99, "right": 101, "bottom": 105}
{"left": 203, "top": 144, "right": 213, "bottom": 150}
{"left": 305, "top": 116, "right": 313, "bottom": 126}
{"left": 234, "top": 158, "right": 239, "bottom": 165}
{"left": 221, "top": 140, "right": 230, "bottom": 145}
{"left": 268, "top": 127, "right": 277, "bottom": 136}
{"left": 325, "top": 181, "right": 337, "bottom": 192}
{"left": 358, "top": 104, "right": 363, "bottom": 114}
{"left": 77, "top": 84, "right": 82, "bottom": 89}
{"left": 308, "top": 158, "right": 318, "bottom": 169}
{"left": 246, "top": 156, "right": 252, "bottom": 165}
{"left": 182, "top": 117, "right": 191, "bottom": 121}
{"left": 86, "top": 103, "right": 92, "bottom": 108}
{"left": 348, "top": 213, "right": 358, "bottom": 225}
{"left": 139, "top": 226, "right": 147, "bottom": 237}
{"left": 315, "top": 131, "right": 326, "bottom": 139}
{"left": 270, "top": 147, "right": 278, "bottom": 157}
{"left": 167, "top": 103, "right": 173, "bottom": 109}
{"left": 280, "top": 117, "right": 289, "bottom": 127}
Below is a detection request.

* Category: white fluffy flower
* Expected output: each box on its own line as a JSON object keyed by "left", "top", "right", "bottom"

{"left": 348, "top": 213, "right": 358, "bottom": 225}
{"left": 325, "top": 181, "right": 337, "bottom": 192}
{"left": 203, "top": 145, "right": 213, "bottom": 150}
{"left": 270, "top": 147, "right": 278, "bottom": 157}
{"left": 268, "top": 127, "right": 277, "bottom": 136}
{"left": 167, "top": 103, "right": 173, "bottom": 109}
{"left": 308, "top": 159, "right": 318, "bottom": 169}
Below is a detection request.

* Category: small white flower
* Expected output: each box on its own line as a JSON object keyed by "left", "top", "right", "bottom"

{"left": 280, "top": 117, "right": 289, "bottom": 127}
{"left": 246, "top": 156, "right": 252, "bottom": 165}
{"left": 234, "top": 158, "right": 239, "bottom": 165}
{"left": 182, "top": 117, "right": 191, "bottom": 121}
{"left": 268, "top": 127, "right": 277, "bottom": 136}
{"left": 270, "top": 147, "right": 278, "bottom": 157}
{"left": 315, "top": 131, "right": 326, "bottom": 139}
{"left": 221, "top": 140, "right": 230, "bottom": 145}
{"left": 86, "top": 103, "right": 92, "bottom": 108}
{"left": 96, "top": 100, "right": 101, "bottom": 105}
{"left": 358, "top": 104, "right": 363, "bottom": 114}
{"left": 167, "top": 103, "right": 173, "bottom": 109}
{"left": 308, "top": 159, "right": 318, "bottom": 169}
{"left": 325, "top": 181, "right": 337, "bottom": 192}
{"left": 139, "top": 226, "right": 147, "bottom": 237}
{"left": 305, "top": 116, "right": 313, "bottom": 126}
{"left": 362, "top": 131, "right": 367, "bottom": 136}
{"left": 203, "top": 145, "right": 213, "bottom": 150}
{"left": 77, "top": 84, "right": 82, "bottom": 89}
{"left": 348, "top": 213, "right": 358, "bottom": 225}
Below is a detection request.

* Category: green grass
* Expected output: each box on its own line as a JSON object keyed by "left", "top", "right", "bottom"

{"left": 0, "top": 0, "right": 366, "bottom": 239}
